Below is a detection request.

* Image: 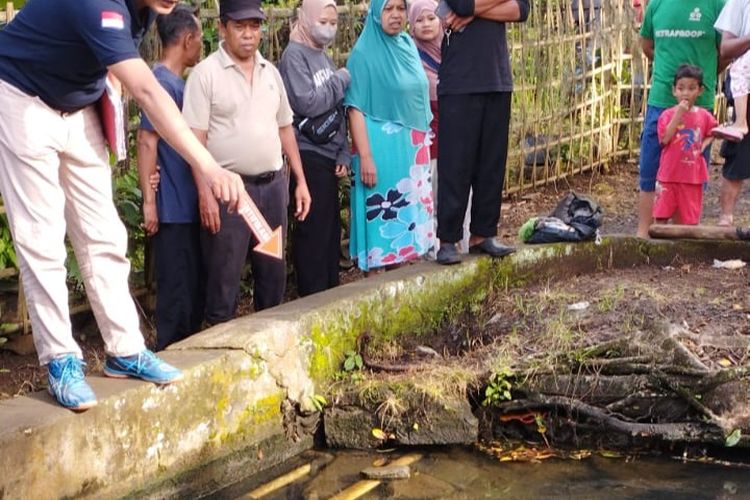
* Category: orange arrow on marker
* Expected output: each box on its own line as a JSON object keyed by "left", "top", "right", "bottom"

{"left": 237, "top": 193, "right": 283, "bottom": 260}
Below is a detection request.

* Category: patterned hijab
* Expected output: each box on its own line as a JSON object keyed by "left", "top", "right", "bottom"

{"left": 343, "top": 0, "right": 432, "bottom": 130}
{"left": 408, "top": 0, "right": 442, "bottom": 101}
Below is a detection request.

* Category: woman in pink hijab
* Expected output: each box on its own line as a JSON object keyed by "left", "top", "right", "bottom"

{"left": 280, "top": 0, "right": 351, "bottom": 296}
{"left": 408, "top": 0, "right": 442, "bottom": 160}
{"left": 409, "top": 0, "right": 470, "bottom": 254}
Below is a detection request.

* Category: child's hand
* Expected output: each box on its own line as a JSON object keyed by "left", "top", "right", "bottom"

{"left": 676, "top": 99, "right": 691, "bottom": 115}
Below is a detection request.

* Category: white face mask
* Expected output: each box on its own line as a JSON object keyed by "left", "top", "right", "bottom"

{"left": 311, "top": 24, "right": 337, "bottom": 46}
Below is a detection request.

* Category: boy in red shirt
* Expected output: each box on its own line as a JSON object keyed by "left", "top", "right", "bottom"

{"left": 653, "top": 64, "right": 718, "bottom": 225}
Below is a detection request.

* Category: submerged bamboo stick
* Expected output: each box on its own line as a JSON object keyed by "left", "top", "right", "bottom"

{"left": 329, "top": 453, "right": 423, "bottom": 500}
{"left": 243, "top": 463, "right": 312, "bottom": 499}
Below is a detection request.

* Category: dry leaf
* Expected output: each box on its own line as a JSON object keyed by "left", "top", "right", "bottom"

{"left": 719, "top": 358, "right": 733, "bottom": 368}
{"left": 372, "top": 428, "right": 387, "bottom": 440}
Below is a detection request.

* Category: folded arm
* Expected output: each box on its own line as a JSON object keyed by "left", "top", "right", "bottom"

{"left": 446, "top": 0, "right": 528, "bottom": 22}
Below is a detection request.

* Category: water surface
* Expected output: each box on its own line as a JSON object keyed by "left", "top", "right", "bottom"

{"left": 217, "top": 446, "right": 749, "bottom": 499}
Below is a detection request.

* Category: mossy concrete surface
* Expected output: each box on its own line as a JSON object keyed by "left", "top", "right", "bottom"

{"left": 1, "top": 237, "right": 748, "bottom": 498}
{"left": 0, "top": 350, "right": 288, "bottom": 499}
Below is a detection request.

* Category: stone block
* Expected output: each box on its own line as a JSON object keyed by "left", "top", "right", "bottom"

{"left": 324, "top": 397, "right": 478, "bottom": 449}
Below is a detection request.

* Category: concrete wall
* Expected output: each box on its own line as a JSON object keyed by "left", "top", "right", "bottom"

{"left": 0, "top": 250, "right": 489, "bottom": 499}
{"left": 2, "top": 237, "right": 748, "bottom": 499}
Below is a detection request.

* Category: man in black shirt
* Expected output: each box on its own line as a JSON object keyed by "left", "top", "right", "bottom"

{"left": 435, "top": 0, "right": 530, "bottom": 264}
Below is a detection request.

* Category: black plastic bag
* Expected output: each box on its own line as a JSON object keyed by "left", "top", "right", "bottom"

{"left": 524, "top": 217, "right": 583, "bottom": 244}
{"left": 520, "top": 192, "right": 603, "bottom": 244}
{"left": 550, "top": 192, "right": 603, "bottom": 240}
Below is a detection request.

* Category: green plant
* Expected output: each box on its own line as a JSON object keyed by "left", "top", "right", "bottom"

{"left": 333, "top": 350, "right": 365, "bottom": 382}
{"left": 113, "top": 166, "right": 146, "bottom": 282}
{"left": 482, "top": 367, "right": 514, "bottom": 407}
{"left": 0, "top": 215, "right": 17, "bottom": 270}
{"left": 65, "top": 244, "right": 84, "bottom": 295}
{"left": 597, "top": 284, "right": 625, "bottom": 312}
{"left": 343, "top": 349, "right": 363, "bottom": 372}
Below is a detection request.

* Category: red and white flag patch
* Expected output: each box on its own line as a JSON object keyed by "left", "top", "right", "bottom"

{"left": 101, "top": 11, "right": 124, "bottom": 30}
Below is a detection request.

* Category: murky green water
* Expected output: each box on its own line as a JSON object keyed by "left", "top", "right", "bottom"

{"left": 215, "top": 446, "right": 750, "bottom": 499}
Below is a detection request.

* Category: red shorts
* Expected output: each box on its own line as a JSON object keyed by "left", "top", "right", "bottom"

{"left": 652, "top": 181, "right": 703, "bottom": 224}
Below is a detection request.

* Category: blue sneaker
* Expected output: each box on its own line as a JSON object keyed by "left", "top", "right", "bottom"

{"left": 104, "top": 350, "right": 183, "bottom": 384}
{"left": 47, "top": 355, "right": 98, "bottom": 411}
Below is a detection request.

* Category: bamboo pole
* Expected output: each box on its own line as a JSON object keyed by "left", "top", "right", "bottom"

{"left": 328, "top": 453, "right": 423, "bottom": 500}
{"left": 242, "top": 463, "right": 312, "bottom": 499}
{"left": 649, "top": 224, "right": 750, "bottom": 241}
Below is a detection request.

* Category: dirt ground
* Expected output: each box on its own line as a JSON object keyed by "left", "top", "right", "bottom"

{"left": 3, "top": 158, "right": 750, "bottom": 401}
{"left": 399, "top": 261, "right": 750, "bottom": 372}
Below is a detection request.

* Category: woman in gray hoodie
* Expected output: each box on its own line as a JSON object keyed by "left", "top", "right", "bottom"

{"left": 280, "top": 0, "right": 351, "bottom": 296}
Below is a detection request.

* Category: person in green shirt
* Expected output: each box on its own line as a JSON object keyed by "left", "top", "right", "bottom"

{"left": 637, "top": 0, "right": 725, "bottom": 238}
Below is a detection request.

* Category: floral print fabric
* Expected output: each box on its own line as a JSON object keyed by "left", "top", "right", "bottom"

{"left": 350, "top": 116, "right": 435, "bottom": 271}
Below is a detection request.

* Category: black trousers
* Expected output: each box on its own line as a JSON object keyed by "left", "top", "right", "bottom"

{"left": 437, "top": 92, "right": 512, "bottom": 243}
{"left": 291, "top": 150, "right": 341, "bottom": 297}
{"left": 153, "top": 223, "right": 205, "bottom": 350}
{"left": 202, "top": 171, "right": 288, "bottom": 324}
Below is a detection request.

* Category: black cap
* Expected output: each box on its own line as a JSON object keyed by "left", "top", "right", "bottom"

{"left": 220, "top": 0, "right": 266, "bottom": 21}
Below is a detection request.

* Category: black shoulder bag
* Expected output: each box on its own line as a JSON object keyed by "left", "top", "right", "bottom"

{"left": 294, "top": 105, "right": 344, "bottom": 145}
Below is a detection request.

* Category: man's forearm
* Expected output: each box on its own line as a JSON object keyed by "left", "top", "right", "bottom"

{"left": 476, "top": 1, "right": 520, "bottom": 21}
{"left": 640, "top": 37, "right": 654, "bottom": 60}
{"left": 188, "top": 128, "right": 214, "bottom": 199}
{"left": 721, "top": 34, "right": 750, "bottom": 61}
{"left": 474, "top": 0, "right": 511, "bottom": 12}
{"left": 110, "top": 59, "right": 217, "bottom": 181}
{"left": 475, "top": 0, "right": 527, "bottom": 21}
{"left": 136, "top": 129, "right": 159, "bottom": 204}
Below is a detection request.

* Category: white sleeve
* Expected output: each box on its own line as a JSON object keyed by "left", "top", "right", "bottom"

{"left": 715, "top": 0, "right": 745, "bottom": 36}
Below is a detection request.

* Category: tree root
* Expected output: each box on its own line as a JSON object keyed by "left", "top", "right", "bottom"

{"left": 495, "top": 395, "right": 725, "bottom": 444}
{"left": 650, "top": 371, "right": 725, "bottom": 429}
{"left": 697, "top": 365, "right": 750, "bottom": 392}
{"left": 488, "top": 318, "right": 750, "bottom": 447}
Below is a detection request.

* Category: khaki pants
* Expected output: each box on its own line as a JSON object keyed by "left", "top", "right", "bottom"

{"left": 0, "top": 80, "right": 145, "bottom": 364}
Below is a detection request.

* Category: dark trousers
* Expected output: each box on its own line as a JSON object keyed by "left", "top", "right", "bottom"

{"left": 437, "top": 92, "right": 512, "bottom": 243}
{"left": 154, "top": 223, "right": 205, "bottom": 350}
{"left": 292, "top": 150, "right": 340, "bottom": 297}
{"left": 202, "top": 171, "right": 288, "bottom": 324}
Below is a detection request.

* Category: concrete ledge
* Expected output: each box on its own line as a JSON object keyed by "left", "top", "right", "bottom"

{"left": 0, "top": 350, "right": 287, "bottom": 499}
{"left": 2, "top": 237, "right": 749, "bottom": 498}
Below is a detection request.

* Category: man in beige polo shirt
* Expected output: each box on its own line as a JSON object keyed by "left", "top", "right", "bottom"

{"left": 183, "top": 0, "right": 311, "bottom": 321}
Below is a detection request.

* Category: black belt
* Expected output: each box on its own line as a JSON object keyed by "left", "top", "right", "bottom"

{"left": 242, "top": 170, "right": 280, "bottom": 185}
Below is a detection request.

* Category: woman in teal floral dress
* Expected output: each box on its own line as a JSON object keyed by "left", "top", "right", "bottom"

{"left": 345, "top": 0, "right": 434, "bottom": 273}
